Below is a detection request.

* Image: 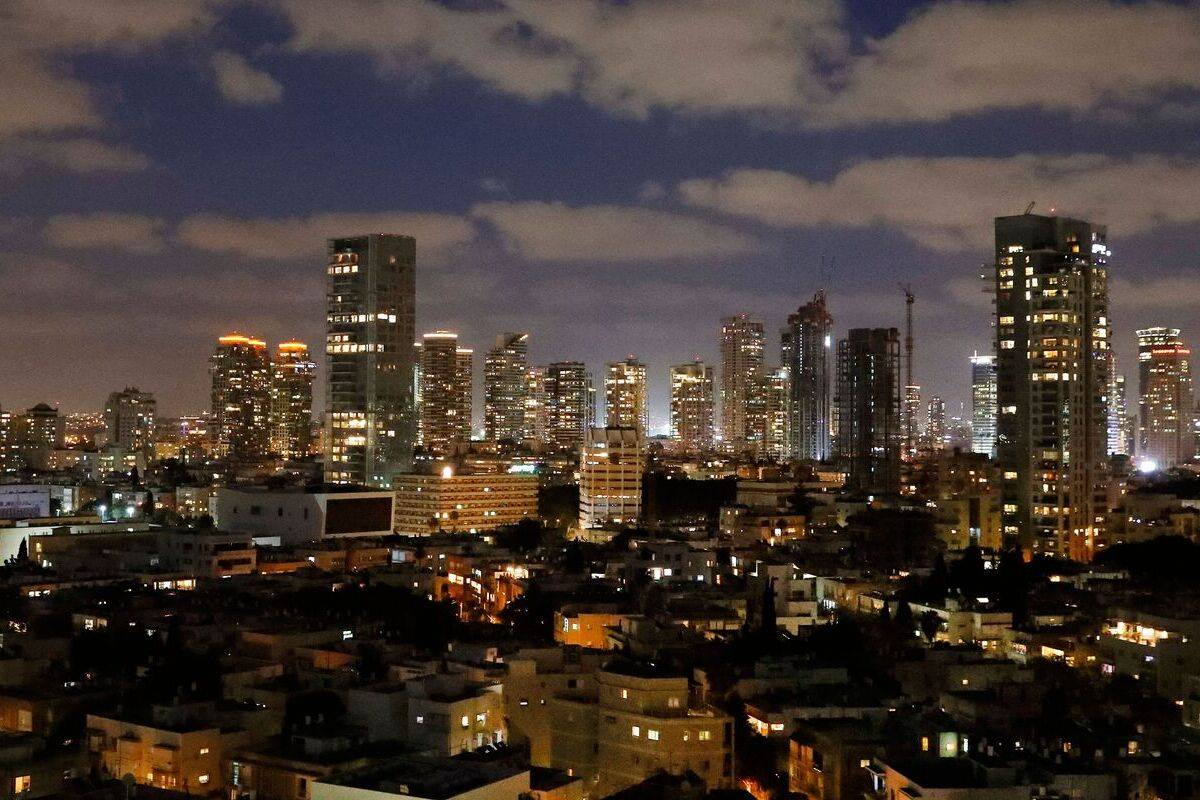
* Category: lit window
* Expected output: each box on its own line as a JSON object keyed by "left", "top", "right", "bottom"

{"left": 199, "top": 748, "right": 209, "bottom": 755}
{"left": 647, "top": 730, "right": 660, "bottom": 741}
{"left": 197, "top": 775, "right": 210, "bottom": 785}
{"left": 698, "top": 730, "right": 711, "bottom": 741}
{"left": 14, "top": 777, "right": 30, "bottom": 793}
{"left": 416, "top": 715, "right": 425, "bottom": 724}
{"left": 461, "top": 715, "right": 470, "bottom": 728}
{"left": 631, "top": 726, "right": 640, "bottom": 738}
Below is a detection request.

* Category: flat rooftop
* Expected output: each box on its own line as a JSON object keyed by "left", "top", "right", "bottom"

{"left": 320, "top": 756, "right": 526, "bottom": 800}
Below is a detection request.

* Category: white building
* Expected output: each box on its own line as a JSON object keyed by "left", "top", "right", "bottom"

{"left": 214, "top": 487, "right": 394, "bottom": 544}
{"left": 578, "top": 427, "right": 642, "bottom": 531}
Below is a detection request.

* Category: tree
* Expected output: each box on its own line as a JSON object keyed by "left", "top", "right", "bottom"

{"left": 894, "top": 600, "right": 914, "bottom": 634}
{"left": 141, "top": 493, "right": 155, "bottom": 518}
{"left": 919, "top": 610, "right": 941, "bottom": 642}
{"left": 15, "top": 538, "right": 27, "bottom": 564}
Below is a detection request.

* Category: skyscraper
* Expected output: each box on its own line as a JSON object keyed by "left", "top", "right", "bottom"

{"left": 1107, "top": 360, "right": 1131, "bottom": 456}
{"left": 545, "top": 362, "right": 594, "bottom": 452}
{"left": 524, "top": 366, "right": 548, "bottom": 443}
{"left": 995, "top": 213, "right": 1109, "bottom": 560}
{"left": 762, "top": 366, "right": 791, "bottom": 461}
{"left": 211, "top": 334, "right": 271, "bottom": 461}
{"left": 325, "top": 234, "right": 416, "bottom": 488}
{"left": 605, "top": 356, "right": 649, "bottom": 436}
{"left": 669, "top": 360, "right": 714, "bottom": 452}
{"left": 418, "top": 331, "right": 472, "bottom": 454}
{"left": 484, "top": 332, "right": 529, "bottom": 442}
{"left": 720, "top": 314, "right": 764, "bottom": 453}
{"left": 104, "top": 387, "right": 156, "bottom": 451}
{"left": 834, "top": 328, "right": 901, "bottom": 495}
{"left": 1137, "top": 327, "right": 1195, "bottom": 469}
{"left": 925, "top": 395, "right": 946, "bottom": 451}
{"left": 970, "top": 353, "right": 997, "bottom": 458}
{"left": 270, "top": 341, "right": 316, "bottom": 460}
{"left": 902, "top": 384, "right": 922, "bottom": 460}
{"left": 782, "top": 291, "right": 833, "bottom": 461}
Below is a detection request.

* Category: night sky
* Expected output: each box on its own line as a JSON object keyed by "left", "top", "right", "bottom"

{"left": 4, "top": 0, "right": 1200, "bottom": 434}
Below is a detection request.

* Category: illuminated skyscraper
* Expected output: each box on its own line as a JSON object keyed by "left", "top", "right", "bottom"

{"left": 104, "top": 387, "right": 156, "bottom": 451}
{"left": 0, "top": 408, "right": 15, "bottom": 474}
{"left": 418, "top": 331, "right": 472, "bottom": 454}
{"left": 1137, "top": 327, "right": 1195, "bottom": 469}
{"left": 325, "top": 234, "right": 416, "bottom": 488}
{"left": 669, "top": 360, "right": 714, "bottom": 452}
{"left": 970, "top": 353, "right": 997, "bottom": 457}
{"left": 782, "top": 291, "right": 832, "bottom": 461}
{"left": 902, "top": 385, "right": 922, "bottom": 460}
{"left": 211, "top": 334, "right": 271, "bottom": 460}
{"left": 834, "top": 328, "right": 901, "bottom": 495}
{"left": 270, "top": 341, "right": 316, "bottom": 460}
{"left": 1106, "top": 358, "right": 1131, "bottom": 456}
{"left": 719, "top": 314, "right": 764, "bottom": 453}
{"left": 925, "top": 395, "right": 946, "bottom": 451}
{"left": 995, "top": 213, "right": 1109, "bottom": 560}
{"left": 605, "top": 356, "right": 649, "bottom": 436}
{"left": 524, "top": 366, "right": 548, "bottom": 443}
{"left": 762, "top": 367, "right": 791, "bottom": 461}
{"left": 484, "top": 332, "right": 529, "bottom": 442}
{"left": 545, "top": 362, "right": 594, "bottom": 452}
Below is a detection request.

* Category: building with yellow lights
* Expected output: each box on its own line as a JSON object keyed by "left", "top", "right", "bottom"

{"left": 211, "top": 334, "right": 271, "bottom": 461}
{"left": 578, "top": 427, "right": 642, "bottom": 531}
{"left": 271, "top": 341, "right": 316, "bottom": 460}
{"left": 392, "top": 468, "right": 538, "bottom": 536}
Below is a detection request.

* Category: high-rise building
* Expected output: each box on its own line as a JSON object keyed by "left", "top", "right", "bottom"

{"left": 1107, "top": 361, "right": 1131, "bottom": 457}
{"left": 1137, "top": 327, "right": 1195, "bottom": 469}
{"left": 970, "top": 353, "right": 997, "bottom": 458}
{"left": 210, "top": 334, "right": 271, "bottom": 461}
{"left": 270, "top": 341, "right": 316, "bottom": 460}
{"left": 578, "top": 427, "right": 643, "bottom": 530}
{"left": 524, "top": 366, "right": 548, "bottom": 443}
{"left": 719, "top": 314, "right": 764, "bottom": 453}
{"left": 605, "top": 356, "right": 648, "bottom": 436}
{"left": 325, "top": 234, "right": 416, "bottom": 488}
{"left": 0, "top": 408, "right": 16, "bottom": 474}
{"left": 902, "top": 384, "right": 922, "bottom": 460}
{"left": 545, "top": 362, "right": 594, "bottom": 452}
{"left": 456, "top": 346, "right": 474, "bottom": 438}
{"left": 418, "top": 331, "right": 472, "bottom": 454}
{"left": 925, "top": 395, "right": 946, "bottom": 451}
{"left": 782, "top": 291, "right": 833, "bottom": 461}
{"left": 484, "top": 332, "right": 529, "bottom": 442}
{"left": 762, "top": 367, "right": 791, "bottom": 461}
{"left": 834, "top": 328, "right": 901, "bottom": 495}
{"left": 995, "top": 213, "right": 1109, "bottom": 560}
{"left": 104, "top": 387, "right": 156, "bottom": 451}
{"left": 669, "top": 360, "right": 714, "bottom": 452}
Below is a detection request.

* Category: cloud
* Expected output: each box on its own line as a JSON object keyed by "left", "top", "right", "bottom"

{"left": 44, "top": 213, "right": 166, "bottom": 253}
{"left": 0, "top": 138, "right": 152, "bottom": 175}
{"left": 1111, "top": 275, "right": 1200, "bottom": 310}
{"left": 679, "top": 154, "right": 1200, "bottom": 251}
{"left": 212, "top": 51, "right": 284, "bottom": 105}
{"left": 176, "top": 212, "right": 476, "bottom": 261}
{"left": 471, "top": 201, "right": 764, "bottom": 263}
{"left": 276, "top": 0, "right": 1200, "bottom": 126}
{"left": 813, "top": 0, "right": 1200, "bottom": 127}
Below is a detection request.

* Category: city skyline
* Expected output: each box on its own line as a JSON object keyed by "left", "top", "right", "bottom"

{"left": 5, "top": 2, "right": 1200, "bottom": 428}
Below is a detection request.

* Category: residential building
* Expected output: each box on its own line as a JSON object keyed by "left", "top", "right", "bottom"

{"left": 418, "top": 331, "right": 472, "bottom": 454}
{"left": 834, "top": 329, "right": 901, "bottom": 495}
{"left": 210, "top": 335, "right": 271, "bottom": 461}
{"left": 578, "top": 427, "right": 643, "bottom": 530}
{"left": 719, "top": 314, "right": 764, "bottom": 453}
{"left": 605, "top": 357, "right": 648, "bottom": 437}
{"left": 103, "top": 387, "right": 156, "bottom": 451}
{"left": 271, "top": 341, "right": 316, "bottom": 460}
{"left": 995, "top": 213, "right": 1110, "bottom": 560}
{"left": 484, "top": 332, "right": 529, "bottom": 442}
{"left": 1107, "top": 366, "right": 1131, "bottom": 456}
{"left": 392, "top": 468, "right": 538, "bottom": 535}
{"left": 1137, "top": 326, "right": 1194, "bottom": 469}
{"left": 545, "top": 362, "right": 594, "bottom": 453}
{"left": 669, "top": 360, "right": 714, "bottom": 453}
{"left": 325, "top": 234, "right": 416, "bottom": 488}
{"left": 782, "top": 290, "right": 833, "bottom": 461}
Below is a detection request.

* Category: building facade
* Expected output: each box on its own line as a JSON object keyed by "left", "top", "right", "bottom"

{"left": 210, "top": 335, "right": 271, "bottom": 461}
{"left": 1137, "top": 326, "right": 1194, "bottom": 469}
{"left": 719, "top": 314, "right": 764, "bottom": 454}
{"left": 270, "top": 342, "right": 316, "bottom": 460}
{"left": 578, "top": 427, "right": 643, "bottom": 530}
{"left": 104, "top": 387, "right": 156, "bottom": 451}
{"left": 605, "top": 357, "right": 649, "bottom": 437}
{"left": 834, "top": 328, "right": 901, "bottom": 495}
{"left": 969, "top": 354, "right": 997, "bottom": 458}
{"left": 325, "top": 234, "right": 416, "bottom": 488}
{"left": 418, "top": 332, "right": 472, "bottom": 454}
{"left": 669, "top": 360, "right": 714, "bottom": 452}
{"left": 994, "top": 213, "right": 1109, "bottom": 560}
{"left": 782, "top": 290, "right": 833, "bottom": 461}
{"left": 545, "top": 362, "right": 594, "bottom": 453}
{"left": 483, "top": 332, "right": 529, "bottom": 442}
{"left": 392, "top": 469, "right": 538, "bottom": 536}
